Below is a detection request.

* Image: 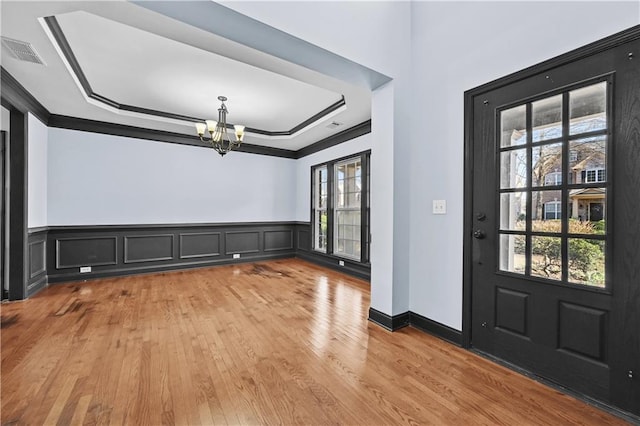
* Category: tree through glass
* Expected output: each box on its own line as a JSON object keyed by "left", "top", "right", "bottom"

{"left": 498, "top": 81, "right": 608, "bottom": 288}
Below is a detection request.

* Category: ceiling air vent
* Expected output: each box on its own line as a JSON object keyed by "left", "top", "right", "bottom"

{"left": 1, "top": 36, "right": 46, "bottom": 65}
{"left": 326, "top": 121, "right": 343, "bottom": 129}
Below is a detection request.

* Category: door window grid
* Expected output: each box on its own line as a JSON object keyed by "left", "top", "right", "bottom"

{"left": 498, "top": 80, "right": 608, "bottom": 288}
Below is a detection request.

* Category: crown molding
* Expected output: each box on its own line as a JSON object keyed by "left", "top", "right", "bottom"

{"left": 1, "top": 67, "right": 50, "bottom": 123}
{"left": 2, "top": 67, "right": 369, "bottom": 159}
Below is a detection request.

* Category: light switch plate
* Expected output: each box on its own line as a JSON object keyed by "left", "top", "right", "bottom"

{"left": 433, "top": 199, "right": 447, "bottom": 215}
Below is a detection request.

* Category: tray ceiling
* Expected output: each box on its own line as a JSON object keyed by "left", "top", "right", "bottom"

{"left": 1, "top": 1, "right": 372, "bottom": 151}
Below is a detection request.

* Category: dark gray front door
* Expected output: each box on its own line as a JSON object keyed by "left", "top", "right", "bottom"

{"left": 467, "top": 30, "right": 640, "bottom": 416}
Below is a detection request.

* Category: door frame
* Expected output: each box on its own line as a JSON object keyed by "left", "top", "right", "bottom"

{"left": 462, "top": 24, "right": 640, "bottom": 348}
{"left": 1, "top": 131, "right": 5, "bottom": 299}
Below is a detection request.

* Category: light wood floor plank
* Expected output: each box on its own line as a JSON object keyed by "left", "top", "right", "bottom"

{"left": 1, "top": 259, "right": 627, "bottom": 425}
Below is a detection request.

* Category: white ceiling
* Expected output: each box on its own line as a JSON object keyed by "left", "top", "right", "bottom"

{"left": 1, "top": 1, "right": 372, "bottom": 151}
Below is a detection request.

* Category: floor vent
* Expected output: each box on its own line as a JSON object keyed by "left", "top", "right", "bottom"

{"left": 1, "top": 37, "right": 46, "bottom": 65}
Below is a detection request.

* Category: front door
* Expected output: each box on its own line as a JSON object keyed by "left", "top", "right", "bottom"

{"left": 590, "top": 202, "right": 604, "bottom": 222}
{"left": 468, "top": 29, "right": 640, "bottom": 416}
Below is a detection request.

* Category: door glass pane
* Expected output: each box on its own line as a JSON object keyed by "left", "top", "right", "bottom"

{"left": 532, "top": 143, "right": 563, "bottom": 187}
{"left": 531, "top": 236, "right": 562, "bottom": 280}
{"left": 500, "top": 149, "right": 527, "bottom": 189}
{"left": 569, "top": 136, "right": 607, "bottom": 184}
{"left": 569, "top": 82, "right": 607, "bottom": 135}
{"left": 500, "top": 192, "right": 526, "bottom": 231}
{"left": 499, "top": 234, "right": 525, "bottom": 274}
{"left": 532, "top": 95, "right": 562, "bottom": 142}
{"left": 568, "top": 238, "right": 605, "bottom": 287}
{"left": 495, "top": 82, "right": 608, "bottom": 288}
{"left": 501, "top": 105, "right": 527, "bottom": 147}
{"left": 531, "top": 190, "right": 562, "bottom": 231}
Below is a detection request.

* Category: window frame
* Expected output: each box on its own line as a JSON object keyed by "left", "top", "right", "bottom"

{"left": 310, "top": 150, "right": 371, "bottom": 264}
{"left": 585, "top": 168, "right": 606, "bottom": 183}
{"left": 311, "top": 166, "right": 328, "bottom": 253}
{"left": 333, "top": 157, "right": 363, "bottom": 261}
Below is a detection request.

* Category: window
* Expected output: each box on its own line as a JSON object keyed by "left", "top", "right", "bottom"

{"left": 334, "top": 158, "right": 362, "bottom": 260}
{"left": 544, "top": 171, "right": 562, "bottom": 186}
{"left": 312, "top": 166, "right": 328, "bottom": 252}
{"left": 311, "top": 151, "right": 370, "bottom": 263}
{"left": 544, "top": 201, "right": 561, "bottom": 220}
{"left": 584, "top": 168, "right": 606, "bottom": 183}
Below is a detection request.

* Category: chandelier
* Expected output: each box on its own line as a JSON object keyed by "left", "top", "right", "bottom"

{"left": 195, "top": 96, "right": 245, "bottom": 156}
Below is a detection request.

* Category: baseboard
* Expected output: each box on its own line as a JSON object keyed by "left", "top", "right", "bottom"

{"left": 368, "top": 308, "right": 410, "bottom": 331}
{"left": 47, "top": 253, "right": 294, "bottom": 284}
{"left": 296, "top": 251, "right": 370, "bottom": 281}
{"left": 368, "top": 308, "right": 463, "bottom": 346}
{"left": 27, "top": 275, "right": 48, "bottom": 298}
{"left": 409, "top": 311, "right": 463, "bottom": 346}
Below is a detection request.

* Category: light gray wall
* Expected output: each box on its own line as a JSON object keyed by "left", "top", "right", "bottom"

{"left": 408, "top": 1, "right": 640, "bottom": 330}
{"left": 0, "top": 106, "right": 9, "bottom": 132}
{"left": 28, "top": 113, "right": 48, "bottom": 228}
{"left": 47, "top": 128, "right": 297, "bottom": 225}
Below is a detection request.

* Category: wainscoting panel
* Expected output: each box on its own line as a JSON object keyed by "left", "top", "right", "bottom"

{"left": 56, "top": 236, "right": 118, "bottom": 268}
{"left": 179, "top": 232, "right": 221, "bottom": 259}
{"left": 124, "top": 234, "right": 174, "bottom": 264}
{"left": 264, "top": 230, "right": 293, "bottom": 252}
{"left": 295, "top": 225, "right": 311, "bottom": 252}
{"left": 225, "top": 231, "right": 260, "bottom": 255}
{"left": 28, "top": 230, "right": 48, "bottom": 296}
{"left": 46, "top": 222, "right": 302, "bottom": 284}
{"left": 29, "top": 239, "right": 46, "bottom": 279}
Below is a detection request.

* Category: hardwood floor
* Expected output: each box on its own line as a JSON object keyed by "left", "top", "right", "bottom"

{"left": 1, "top": 259, "right": 627, "bottom": 425}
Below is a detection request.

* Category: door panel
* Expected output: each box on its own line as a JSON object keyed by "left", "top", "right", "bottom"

{"left": 469, "top": 32, "right": 640, "bottom": 415}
